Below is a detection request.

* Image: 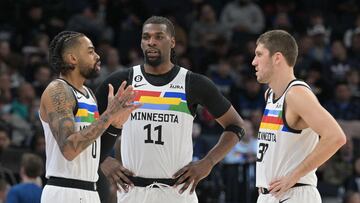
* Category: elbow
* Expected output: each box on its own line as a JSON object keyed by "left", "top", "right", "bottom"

{"left": 62, "top": 152, "right": 76, "bottom": 161}
{"left": 334, "top": 133, "right": 347, "bottom": 149}
{"left": 60, "top": 147, "right": 77, "bottom": 161}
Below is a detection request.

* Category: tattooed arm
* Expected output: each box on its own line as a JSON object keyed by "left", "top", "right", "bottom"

{"left": 40, "top": 80, "right": 137, "bottom": 161}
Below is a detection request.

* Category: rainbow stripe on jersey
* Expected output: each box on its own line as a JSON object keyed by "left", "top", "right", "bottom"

{"left": 75, "top": 102, "right": 99, "bottom": 122}
{"left": 135, "top": 90, "right": 190, "bottom": 115}
{"left": 259, "top": 109, "right": 289, "bottom": 132}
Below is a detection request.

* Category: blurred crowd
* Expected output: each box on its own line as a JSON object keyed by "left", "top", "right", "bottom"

{"left": 0, "top": 0, "right": 359, "bottom": 202}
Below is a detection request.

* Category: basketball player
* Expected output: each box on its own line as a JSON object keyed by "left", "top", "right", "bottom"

{"left": 39, "top": 31, "right": 139, "bottom": 203}
{"left": 96, "top": 16, "right": 245, "bottom": 203}
{"left": 252, "top": 30, "right": 347, "bottom": 203}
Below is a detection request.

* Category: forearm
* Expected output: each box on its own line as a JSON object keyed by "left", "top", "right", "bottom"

{"left": 62, "top": 112, "right": 112, "bottom": 160}
{"left": 202, "top": 132, "right": 238, "bottom": 166}
{"left": 290, "top": 133, "right": 345, "bottom": 181}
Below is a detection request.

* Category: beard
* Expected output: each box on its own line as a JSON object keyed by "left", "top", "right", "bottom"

{"left": 144, "top": 52, "right": 163, "bottom": 67}
{"left": 80, "top": 60, "right": 100, "bottom": 79}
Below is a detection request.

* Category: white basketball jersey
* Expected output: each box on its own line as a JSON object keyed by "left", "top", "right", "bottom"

{"left": 256, "top": 80, "right": 319, "bottom": 188}
{"left": 40, "top": 79, "right": 101, "bottom": 182}
{"left": 121, "top": 65, "right": 194, "bottom": 178}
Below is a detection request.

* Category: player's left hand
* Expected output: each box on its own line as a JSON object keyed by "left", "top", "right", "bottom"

{"left": 268, "top": 174, "right": 298, "bottom": 198}
{"left": 172, "top": 159, "right": 213, "bottom": 194}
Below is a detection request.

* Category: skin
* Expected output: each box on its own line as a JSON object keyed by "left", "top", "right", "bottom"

{"left": 252, "top": 42, "right": 346, "bottom": 199}
{"left": 101, "top": 23, "right": 245, "bottom": 194}
{"left": 40, "top": 36, "right": 140, "bottom": 161}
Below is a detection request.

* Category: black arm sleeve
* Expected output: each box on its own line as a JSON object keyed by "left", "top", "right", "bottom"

{"left": 187, "top": 72, "right": 231, "bottom": 118}
{"left": 95, "top": 68, "right": 132, "bottom": 163}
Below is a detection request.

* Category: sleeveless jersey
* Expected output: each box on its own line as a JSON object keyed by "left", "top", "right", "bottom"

{"left": 121, "top": 65, "right": 194, "bottom": 178}
{"left": 256, "top": 80, "right": 319, "bottom": 188}
{"left": 40, "top": 79, "right": 101, "bottom": 182}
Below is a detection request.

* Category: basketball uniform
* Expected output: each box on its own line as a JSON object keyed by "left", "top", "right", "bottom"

{"left": 40, "top": 79, "right": 101, "bottom": 203}
{"left": 256, "top": 80, "right": 321, "bottom": 203}
{"left": 117, "top": 65, "right": 198, "bottom": 203}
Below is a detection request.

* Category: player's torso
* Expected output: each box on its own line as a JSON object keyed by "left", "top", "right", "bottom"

{"left": 121, "top": 66, "right": 194, "bottom": 178}
{"left": 256, "top": 80, "right": 319, "bottom": 187}
{"left": 42, "top": 80, "right": 100, "bottom": 181}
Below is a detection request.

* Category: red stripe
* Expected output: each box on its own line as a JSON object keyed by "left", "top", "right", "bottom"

{"left": 134, "top": 90, "right": 161, "bottom": 101}
{"left": 261, "top": 115, "right": 283, "bottom": 124}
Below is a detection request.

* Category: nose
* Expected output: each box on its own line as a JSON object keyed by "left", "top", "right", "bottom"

{"left": 95, "top": 52, "right": 100, "bottom": 61}
{"left": 148, "top": 37, "right": 156, "bottom": 46}
{"left": 251, "top": 57, "right": 257, "bottom": 67}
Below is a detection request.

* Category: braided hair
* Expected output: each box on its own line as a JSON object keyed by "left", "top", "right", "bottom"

{"left": 48, "top": 31, "right": 84, "bottom": 75}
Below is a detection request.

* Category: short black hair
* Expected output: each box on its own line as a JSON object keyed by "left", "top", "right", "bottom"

{"left": 48, "top": 31, "right": 84, "bottom": 75}
{"left": 143, "top": 16, "right": 175, "bottom": 37}
{"left": 21, "top": 153, "right": 43, "bottom": 178}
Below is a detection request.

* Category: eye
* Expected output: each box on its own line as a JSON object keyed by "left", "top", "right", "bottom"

{"left": 156, "top": 35, "right": 164, "bottom": 40}
{"left": 142, "top": 35, "right": 149, "bottom": 40}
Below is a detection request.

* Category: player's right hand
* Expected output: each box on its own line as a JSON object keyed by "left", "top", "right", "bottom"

{"left": 106, "top": 81, "right": 141, "bottom": 127}
{"left": 100, "top": 156, "right": 134, "bottom": 192}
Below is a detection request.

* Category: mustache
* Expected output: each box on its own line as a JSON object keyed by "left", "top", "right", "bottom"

{"left": 145, "top": 48, "right": 160, "bottom": 53}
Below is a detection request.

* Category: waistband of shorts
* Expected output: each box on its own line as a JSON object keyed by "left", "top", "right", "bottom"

{"left": 128, "top": 176, "right": 178, "bottom": 187}
{"left": 46, "top": 176, "right": 97, "bottom": 191}
{"left": 258, "top": 183, "right": 310, "bottom": 194}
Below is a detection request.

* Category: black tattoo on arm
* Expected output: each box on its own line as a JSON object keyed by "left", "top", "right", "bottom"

{"left": 46, "top": 81, "right": 112, "bottom": 160}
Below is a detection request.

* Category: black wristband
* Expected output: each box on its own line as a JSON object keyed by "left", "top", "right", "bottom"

{"left": 224, "top": 124, "right": 245, "bottom": 141}
{"left": 106, "top": 125, "right": 122, "bottom": 136}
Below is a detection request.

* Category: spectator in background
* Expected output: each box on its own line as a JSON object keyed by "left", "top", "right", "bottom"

{"left": 324, "top": 82, "right": 360, "bottom": 120}
{"left": 344, "top": 14, "right": 360, "bottom": 48}
{"left": 304, "top": 62, "right": 333, "bottom": 104}
{"left": 327, "top": 40, "right": 353, "bottom": 82}
{"left": 0, "top": 72, "right": 12, "bottom": 117}
{"left": 343, "top": 191, "right": 360, "bottom": 203}
{"left": 31, "top": 63, "right": 52, "bottom": 98}
{"left": 0, "top": 123, "right": 16, "bottom": 186}
{"left": 344, "top": 157, "right": 360, "bottom": 193}
{"left": 346, "top": 68, "right": 360, "bottom": 99}
{"left": 207, "top": 59, "right": 237, "bottom": 99}
{"left": 0, "top": 179, "right": 10, "bottom": 203}
{"left": 220, "top": 0, "right": 265, "bottom": 36}
{"left": 319, "top": 137, "right": 354, "bottom": 188}
{"left": 6, "top": 153, "right": 43, "bottom": 203}
{"left": 91, "top": 47, "right": 125, "bottom": 89}
{"left": 189, "top": 4, "right": 229, "bottom": 49}
{"left": 307, "top": 24, "right": 332, "bottom": 64}
{"left": 231, "top": 74, "right": 265, "bottom": 118}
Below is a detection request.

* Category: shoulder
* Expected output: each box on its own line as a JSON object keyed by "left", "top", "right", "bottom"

{"left": 187, "top": 71, "right": 214, "bottom": 85}
{"left": 285, "top": 85, "right": 319, "bottom": 112}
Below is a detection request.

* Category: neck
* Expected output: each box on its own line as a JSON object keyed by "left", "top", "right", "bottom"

{"left": 269, "top": 66, "right": 296, "bottom": 99}
{"left": 22, "top": 176, "right": 39, "bottom": 184}
{"left": 144, "top": 61, "right": 174, "bottom": 75}
{"left": 59, "top": 73, "right": 85, "bottom": 90}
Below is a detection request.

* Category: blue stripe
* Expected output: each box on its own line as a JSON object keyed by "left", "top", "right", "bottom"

{"left": 164, "top": 92, "right": 186, "bottom": 101}
{"left": 74, "top": 117, "right": 81, "bottom": 122}
{"left": 78, "top": 102, "right": 97, "bottom": 112}
{"left": 140, "top": 103, "right": 170, "bottom": 110}
{"left": 264, "top": 109, "right": 280, "bottom": 116}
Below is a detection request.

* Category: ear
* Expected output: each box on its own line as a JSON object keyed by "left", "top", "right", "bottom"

{"left": 64, "top": 52, "right": 78, "bottom": 66}
{"left": 171, "top": 36, "right": 175, "bottom": 49}
{"left": 273, "top": 52, "right": 282, "bottom": 65}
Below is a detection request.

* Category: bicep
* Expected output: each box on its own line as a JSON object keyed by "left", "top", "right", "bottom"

{"left": 44, "top": 82, "right": 76, "bottom": 144}
{"left": 287, "top": 87, "right": 342, "bottom": 137}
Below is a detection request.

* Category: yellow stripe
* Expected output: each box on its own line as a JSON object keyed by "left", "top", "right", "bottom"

{"left": 139, "top": 96, "right": 181, "bottom": 105}
{"left": 260, "top": 123, "right": 281, "bottom": 130}
{"left": 75, "top": 109, "right": 95, "bottom": 117}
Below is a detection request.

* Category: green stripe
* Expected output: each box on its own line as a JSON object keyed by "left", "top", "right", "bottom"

{"left": 169, "top": 102, "right": 191, "bottom": 115}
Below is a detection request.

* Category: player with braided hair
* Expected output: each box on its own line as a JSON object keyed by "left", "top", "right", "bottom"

{"left": 39, "top": 31, "right": 140, "bottom": 203}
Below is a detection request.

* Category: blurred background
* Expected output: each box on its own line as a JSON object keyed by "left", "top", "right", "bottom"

{"left": 0, "top": 0, "right": 359, "bottom": 202}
